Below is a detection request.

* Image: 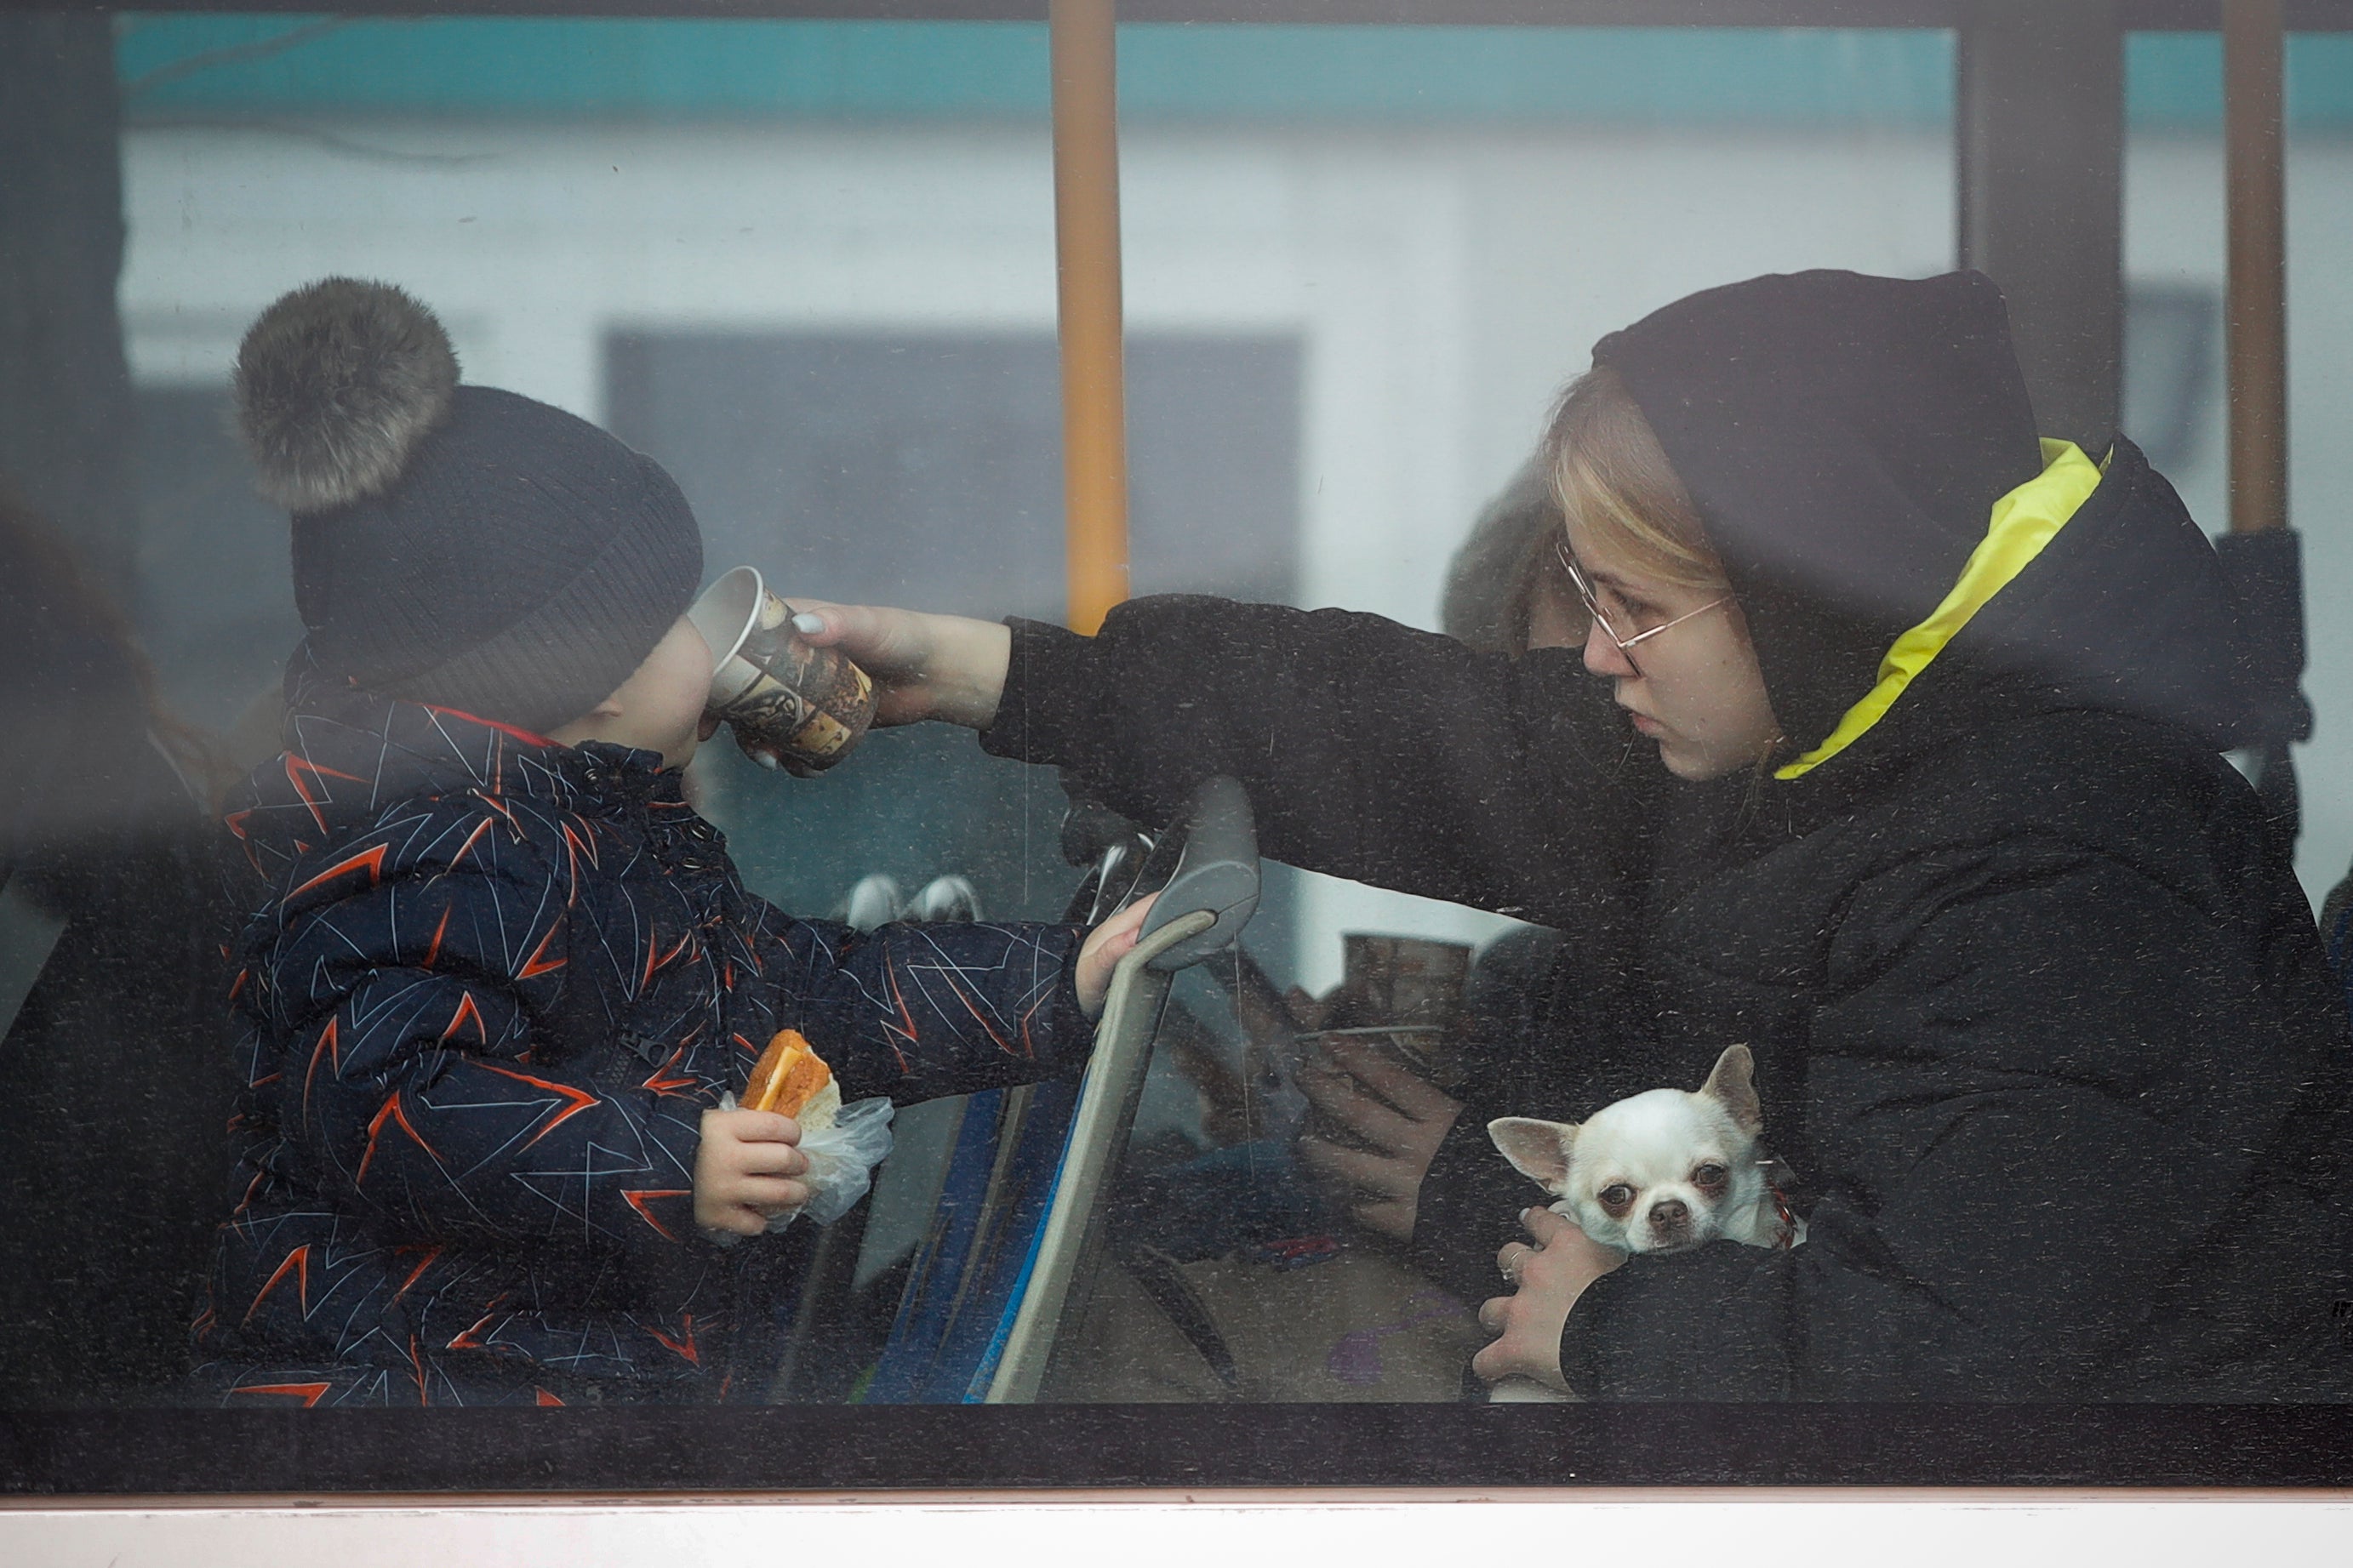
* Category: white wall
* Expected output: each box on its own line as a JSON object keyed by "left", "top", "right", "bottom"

{"left": 123, "top": 113, "right": 2348, "bottom": 987}
{"left": 2127, "top": 131, "right": 2353, "bottom": 911}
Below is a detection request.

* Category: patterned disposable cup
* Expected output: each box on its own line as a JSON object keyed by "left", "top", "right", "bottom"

{"left": 687, "top": 566, "right": 877, "bottom": 773}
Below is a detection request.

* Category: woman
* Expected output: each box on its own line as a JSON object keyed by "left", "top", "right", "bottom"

{"left": 800, "top": 270, "right": 2353, "bottom": 1400}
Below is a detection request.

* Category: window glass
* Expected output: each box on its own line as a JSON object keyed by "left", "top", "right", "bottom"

{"left": 18, "top": 8, "right": 2348, "bottom": 1491}
{"left": 2124, "top": 29, "right": 2353, "bottom": 907}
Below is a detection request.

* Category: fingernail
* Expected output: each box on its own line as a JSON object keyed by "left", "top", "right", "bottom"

{"left": 791, "top": 613, "right": 825, "bottom": 635}
{"left": 753, "top": 751, "right": 780, "bottom": 770}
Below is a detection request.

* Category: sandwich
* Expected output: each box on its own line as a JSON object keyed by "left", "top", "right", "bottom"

{"left": 741, "top": 1028, "right": 840, "bottom": 1133}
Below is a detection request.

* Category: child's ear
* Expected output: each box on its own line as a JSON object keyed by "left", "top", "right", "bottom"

{"left": 1699, "top": 1044, "right": 1763, "bottom": 1135}
{"left": 1488, "top": 1117, "right": 1579, "bottom": 1195}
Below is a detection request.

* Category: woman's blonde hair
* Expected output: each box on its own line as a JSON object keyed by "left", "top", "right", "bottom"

{"left": 1540, "top": 363, "right": 1727, "bottom": 592}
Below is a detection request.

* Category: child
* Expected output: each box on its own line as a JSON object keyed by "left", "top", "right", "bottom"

{"left": 192, "top": 279, "right": 1149, "bottom": 1406}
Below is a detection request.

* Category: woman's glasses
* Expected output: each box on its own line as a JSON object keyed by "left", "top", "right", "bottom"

{"left": 1554, "top": 537, "right": 1732, "bottom": 678}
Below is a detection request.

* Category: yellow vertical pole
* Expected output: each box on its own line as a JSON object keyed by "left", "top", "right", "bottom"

{"left": 2225, "top": 0, "right": 2288, "bottom": 535}
{"left": 1050, "top": 0, "right": 1128, "bottom": 634}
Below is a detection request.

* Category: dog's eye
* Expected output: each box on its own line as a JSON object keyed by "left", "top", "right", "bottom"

{"left": 1596, "top": 1183, "right": 1636, "bottom": 1214}
{"left": 1693, "top": 1163, "right": 1728, "bottom": 1192}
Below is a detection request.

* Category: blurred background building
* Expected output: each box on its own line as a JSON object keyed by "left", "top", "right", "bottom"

{"left": 105, "top": 16, "right": 2353, "bottom": 989}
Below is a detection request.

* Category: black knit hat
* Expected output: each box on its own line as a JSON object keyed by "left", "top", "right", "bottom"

{"left": 234, "top": 278, "right": 701, "bottom": 735}
{"left": 1592, "top": 270, "right": 2043, "bottom": 755}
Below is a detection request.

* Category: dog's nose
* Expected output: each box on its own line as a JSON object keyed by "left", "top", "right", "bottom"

{"left": 1649, "top": 1199, "right": 1690, "bottom": 1231}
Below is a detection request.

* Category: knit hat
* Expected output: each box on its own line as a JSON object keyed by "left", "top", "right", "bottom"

{"left": 1592, "top": 270, "right": 2043, "bottom": 755}
{"left": 233, "top": 277, "right": 702, "bottom": 735}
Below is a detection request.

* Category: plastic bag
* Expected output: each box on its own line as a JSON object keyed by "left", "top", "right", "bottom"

{"left": 708, "top": 1093, "right": 894, "bottom": 1240}
{"left": 774, "top": 1097, "right": 894, "bottom": 1229}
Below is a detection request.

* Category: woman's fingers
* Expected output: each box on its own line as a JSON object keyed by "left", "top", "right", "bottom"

{"left": 1471, "top": 1251, "right": 1578, "bottom": 1392}
{"left": 785, "top": 602, "right": 1010, "bottom": 728}
{"left": 1519, "top": 1206, "right": 1627, "bottom": 1280}
{"left": 782, "top": 600, "right": 921, "bottom": 667}
{"left": 1351, "top": 1196, "right": 1415, "bottom": 1245}
{"left": 1471, "top": 1335, "right": 1558, "bottom": 1390}
{"left": 789, "top": 602, "right": 938, "bottom": 727}
{"left": 1295, "top": 1132, "right": 1407, "bottom": 1199}
{"left": 1322, "top": 1038, "right": 1459, "bottom": 1120}
{"left": 1296, "top": 1059, "right": 1414, "bottom": 1149}
{"left": 1293, "top": 1040, "right": 1457, "bottom": 1247}
{"left": 1297, "top": 1132, "right": 1415, "bottom": 1242}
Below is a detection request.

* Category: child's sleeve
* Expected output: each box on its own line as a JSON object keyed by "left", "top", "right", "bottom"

{"left": 260, "top": 818, "right": 721, "bottom": 1267}
{"left": 751, "top": 913, "right": 1094, "bottom": 1105}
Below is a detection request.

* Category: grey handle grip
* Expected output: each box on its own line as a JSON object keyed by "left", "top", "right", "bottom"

{"left": 1134, "top": 775, "right": 1259, "bottom": 972}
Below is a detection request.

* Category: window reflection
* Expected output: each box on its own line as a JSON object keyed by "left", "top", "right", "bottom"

{"left": 4, "top": 11, "right": 2350, "bottom": 1451}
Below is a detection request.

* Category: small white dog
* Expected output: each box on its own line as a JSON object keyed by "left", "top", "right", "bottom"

{"left": 1481, "top": 1045, "right": 1801, "bottom": 1401}
{"left": 1488, "top": 1043, "right": 1802, "bottom": 1257}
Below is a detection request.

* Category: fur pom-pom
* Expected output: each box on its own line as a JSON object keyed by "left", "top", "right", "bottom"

{"left": 233, "top": 277, "right": 460, "bottom": 512}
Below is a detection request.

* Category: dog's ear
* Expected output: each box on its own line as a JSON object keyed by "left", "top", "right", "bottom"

{"left": 1488, "top": 1117, "right": 1578, "bottom": 1195}
{"left": 1699, "top": 1044, "right": 1763, "bottom": 1135}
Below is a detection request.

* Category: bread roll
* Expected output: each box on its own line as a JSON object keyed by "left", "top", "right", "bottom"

{"left": 742, "top": 1029, "right": 840, "bottom": 1132}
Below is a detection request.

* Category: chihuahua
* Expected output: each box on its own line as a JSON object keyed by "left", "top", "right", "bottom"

{"left": 1479, "top": 1045, "right": 1799, "bottom": 1402}
{"left": 1488, "top": 1043, "right": 1802, "bottom": 1257}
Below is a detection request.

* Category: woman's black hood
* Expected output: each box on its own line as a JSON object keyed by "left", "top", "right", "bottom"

{"left": 1592, "top": 268, "right": 2256, "bottom": 758}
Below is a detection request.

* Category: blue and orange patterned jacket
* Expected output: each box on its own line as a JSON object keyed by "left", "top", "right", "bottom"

{"left": 195, "top": 679, "right": 1089, "bottom": 1406}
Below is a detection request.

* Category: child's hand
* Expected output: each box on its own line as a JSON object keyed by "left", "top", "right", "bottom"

{"left": 694, "top": 1107, "right": 811, "bottom": 1238}
{"left": 1075, "top": 894, "right": 1159, "bottom": 1020}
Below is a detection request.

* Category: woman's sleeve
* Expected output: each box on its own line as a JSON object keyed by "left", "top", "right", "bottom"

{"left": 1550, "top": 823, "right": 2353, "bottom": 1400}
{"left": 980, "top": 596, "right": 1658, "bottom": 929}
{"left": 752, "top": 914, "right": 1092, "bottom": 1106}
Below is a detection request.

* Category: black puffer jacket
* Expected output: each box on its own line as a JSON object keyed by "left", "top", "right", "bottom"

{"left": 979, "top": 271, "right": 2353, "bottom": 1400}
{"left": 198, "top": 677, "right": 1092, "bottom": 1406}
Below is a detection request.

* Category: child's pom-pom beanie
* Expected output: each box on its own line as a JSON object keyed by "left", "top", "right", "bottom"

{"left": 232, "top": 277, "right": 702, "bottom": 735}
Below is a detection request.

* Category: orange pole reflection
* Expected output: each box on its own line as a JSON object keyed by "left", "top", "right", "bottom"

{"left": 1050, "top": 0, "right": 1128, "bottom": 633}
{"left": 2225, "top": 0, "right": 2287, "bottom": 535}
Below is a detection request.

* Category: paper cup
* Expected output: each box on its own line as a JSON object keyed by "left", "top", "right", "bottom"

{"left": 687, "top": 566, "right": 877, "bottom": 773}
{"left": 1328, "top": 934, "right": 1472, "bottom": 1032}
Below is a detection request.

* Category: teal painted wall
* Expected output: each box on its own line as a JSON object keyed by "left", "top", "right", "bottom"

{"left": 115, "top": 15, "right": 2353, "bottom": 129}
{"left": 117, "top": 18, "right": 1950, "bottom": 123}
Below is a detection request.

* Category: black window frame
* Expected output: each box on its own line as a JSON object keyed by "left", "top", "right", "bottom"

{"left": 9, "top": 0, "right": 2353, "bottom": 1497}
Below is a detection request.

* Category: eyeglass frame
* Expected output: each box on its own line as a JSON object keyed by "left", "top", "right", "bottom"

{"left": 1553, "top": 535, "right": 1733, "bottom": 676}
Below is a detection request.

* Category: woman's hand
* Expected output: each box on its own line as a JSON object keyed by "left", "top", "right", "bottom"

{"left": 1076, "top": 894, "right": 1158, "bottom": 1020}
{"left": 1471, "top": 1206, "right": 1627, "bottom": 1394}
{"left": 1295, "top": 1036, "right": 1462, "bottom": 1245}
{"left": 694, "top": 1107, "right": 809, "bottom": 1238}
{"left": 786, "top": 602, "right": 1011, "bottom": 730}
